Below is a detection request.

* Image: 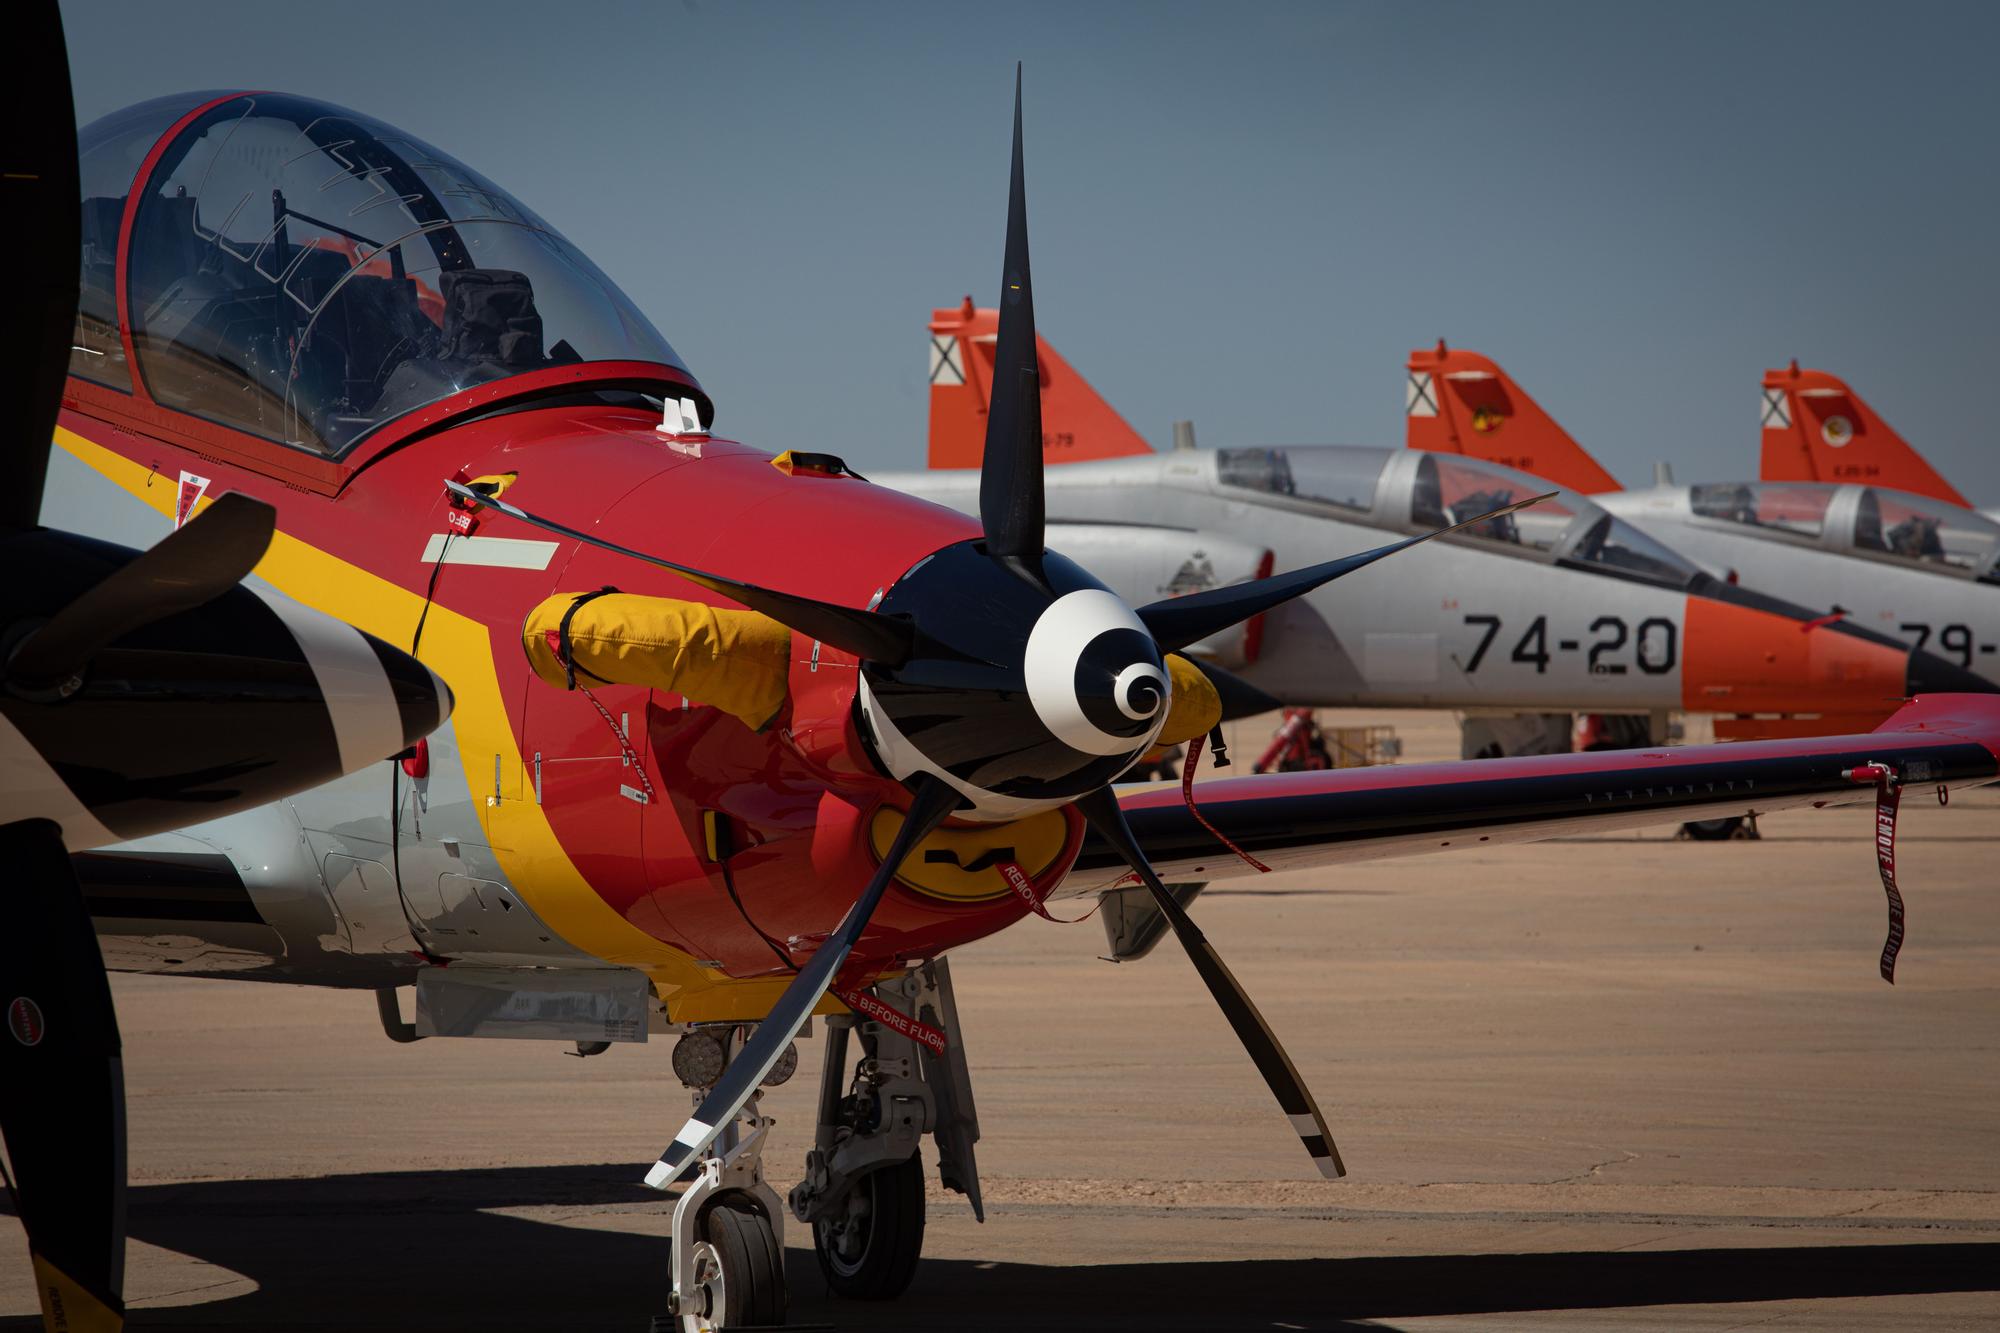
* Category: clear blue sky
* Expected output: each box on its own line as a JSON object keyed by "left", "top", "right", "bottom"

{"left": 62, "top": 0, "right": 2000, "bottom": 501}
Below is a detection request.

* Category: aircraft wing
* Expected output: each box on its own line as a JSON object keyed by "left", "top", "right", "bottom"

{"left": 1071, "top": 694, "right": 1999, "bottom": 890}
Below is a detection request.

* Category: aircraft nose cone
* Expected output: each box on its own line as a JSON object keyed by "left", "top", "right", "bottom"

{"left": 1904, "top": 649, "right": 2000, "bottom": 697}
{"left": 1682, "top": 594, "right": 1910, "bottom": 715}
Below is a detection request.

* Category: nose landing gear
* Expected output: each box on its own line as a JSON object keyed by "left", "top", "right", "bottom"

{"left": 656, "top": 961, "right": 981, "bottom": 1329}
{"left": 660, "top": 1029, "right": 790, "bottom": 1332}
{"left": 666, "top": 1198, "right": 785, "bottom": 1333}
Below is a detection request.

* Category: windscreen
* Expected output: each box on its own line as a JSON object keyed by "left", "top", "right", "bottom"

{"left": 1215, "top": 446, "right": 1386, "bottom": 513}
{"left": 1562, "top": 513, "right": 1699, "bottom": 588}
{"left": 1853, "top": 487, "right": 2000, "bottom": 575}
{"left": 1409, "top": 453, "right": 1696, "bottom": 589}
{"left": 117, "top": 93, "right": 688, "bottom": 455}
{"left": 71, "top": 93, "right": 231, "bottom": 391}
{"left": 1689, "top": 482, "right": 1832, "bottom": 538}
{"left": 1409, "top": 454, "right": 1576, "bottom": 552}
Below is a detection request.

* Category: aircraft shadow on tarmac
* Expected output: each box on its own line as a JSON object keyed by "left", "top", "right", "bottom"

{"left": 4, "top": 1164, "right": 1996, "bottom": 1331}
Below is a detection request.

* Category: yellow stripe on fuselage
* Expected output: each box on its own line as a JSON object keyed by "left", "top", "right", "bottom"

{"left": 55, "top": 426, "right": 813, "bottom": 1020}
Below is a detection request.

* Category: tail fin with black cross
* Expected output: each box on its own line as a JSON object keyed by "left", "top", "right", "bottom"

{"left": 1404, "top": 342, "right": 1622, "bottom": 494}
{"left": 927, "top": 297, "right": 1154, "bottom": 469}
{"left": 1758, "top": 361, "right": 1970, "bottom": 507}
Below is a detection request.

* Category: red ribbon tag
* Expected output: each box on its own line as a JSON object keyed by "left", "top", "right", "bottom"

{"left": 998, "top": 860, "right": 1097, "bottom": 924}
{"left": 1183, "top": 733, "right": 1272, "bottom": 874}
{"left": 1873, "top": 779, "right": 1905, "bottom": 984}
{"left": 833, "top": 986, "right": 947, "bottom": 1055}
{"left": 1845, "top": 763, "right": 1906, "bottom": 984}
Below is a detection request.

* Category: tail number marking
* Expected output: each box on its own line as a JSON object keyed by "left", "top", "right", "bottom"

{"left": 1900, "top": 622, "right": 1989, "bottom": 669}
{"left": 1459, "top": 614, "right": 1677, "bottom": 676}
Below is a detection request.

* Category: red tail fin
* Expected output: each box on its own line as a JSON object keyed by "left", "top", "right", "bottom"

{"left": 927, "top": 297, "right": 1153, "bottom": 468}
{"left": 1404, "top": 342, "right": 1621, "bottom": 493}
{"left": 1759, "top": 362, "right": 1969, "bottom": 507}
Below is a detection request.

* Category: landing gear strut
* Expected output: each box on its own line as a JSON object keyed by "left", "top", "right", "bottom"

{"left": 661, "top": 1028, "right": 790, "bottom": 1332}
{"left": 657, "top": 961, "right": 982, "bottom": 1329}
{"left": 791, "top": 959, "right": 983, "bottom": 1304}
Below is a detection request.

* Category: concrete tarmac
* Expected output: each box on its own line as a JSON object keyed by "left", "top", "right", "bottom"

{"left": 4, "top": 712, "right": 1998, "bottom": 1331}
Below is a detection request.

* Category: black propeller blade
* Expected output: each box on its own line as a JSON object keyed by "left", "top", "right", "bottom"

{"left": 1137, "top": 492, "right": 1557, "bottom": 652}
{"left": 977, "top": 64, "right": 1046, "bottom": 566}
{"left": 645, "top": 774, "right": 963, "bottom": 1190}
{"left": 1189, "top": 657, "right": 1284, "bottom": 723}
{"left": 2, "top": 0, "right": 79, "bottom": 530}
{"left": 568, "top": 67, "right": 1558, "bottom": 1192}
{"left": 1076, "top": 787, "right": 1344, "bottom": 1177}
{"left": 443, "top": 479, "right": 917, "bottom": 666}
{"left": 8, "top": 494, "right": 277, "bottom": 693}
{"left": 0, "top": 12, "right": 133, "bottom": 1331}
{"left": 0, "top": 821, "right": 129, "bottom": 1330}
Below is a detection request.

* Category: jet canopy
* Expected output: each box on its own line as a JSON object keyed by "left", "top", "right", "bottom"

{"left": 1689, "top": 481, "right": 2000, "bottom": 583}
{"left": 1213, "top": 446, "right": 1701, "bottom": 591}
{"left": 71, "top": 92, "right": 693, "bottom": 457}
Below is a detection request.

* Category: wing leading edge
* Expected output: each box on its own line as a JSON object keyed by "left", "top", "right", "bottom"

{"left": 1082, "top": 695, "right": 2000, "bottom": 889}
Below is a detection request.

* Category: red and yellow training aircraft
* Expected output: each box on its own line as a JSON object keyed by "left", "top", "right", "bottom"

{"left": 20, "top": 39, "right": 2000, "bottom": 1331}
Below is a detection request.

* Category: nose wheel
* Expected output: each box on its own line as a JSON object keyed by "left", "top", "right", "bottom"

{"left": 658, "top": 1027, "right": 792, "bottom": 1332}
{"left": 671, "top": 1200, "right": 786, "bottom": 1333}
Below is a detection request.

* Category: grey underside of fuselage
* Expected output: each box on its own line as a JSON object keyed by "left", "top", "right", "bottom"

{"left": 43, "top": 439, "right": 617, "bottom": 990}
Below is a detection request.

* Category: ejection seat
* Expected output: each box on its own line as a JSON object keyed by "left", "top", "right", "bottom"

{"left": 290, "top": 270, "right": 438, "bottom": 448}
{"left": 371, "top": 268, "right": 549, "bottom": 421}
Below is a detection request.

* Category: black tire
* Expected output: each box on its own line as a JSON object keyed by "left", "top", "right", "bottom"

{"left": 812, "top": 1151, "right": 926, "bottom": 1300}
{"left": 1680, "top": 816, "right": 1744, "bottom": 841}
{"left": 702, "top": 1197, "right": 787, "bottom": 1329}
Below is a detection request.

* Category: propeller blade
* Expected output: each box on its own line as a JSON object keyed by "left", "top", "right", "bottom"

{"left": 977, "top": 64, "right": 1046, "bottom": 564}
{"left": 443, "top": 479, "right": 916, "bottom": 666}
{"left": 1075, "top": 787, "right": 1345, "bottom": 1179}
{"left": 7, "top": 493, "right": 276, "bottom": 691}
{"left": 0, "top": 820, "right": 128, "bottom": 1331}
{"left": 643, "top": 774, "right": 962, "bottom": 1191}
{"left": 1188, "top": 657, "right": 1283, "bottom": 723}
{"left": 1137, "top": 492, "right": 1556, "bottom": 652}
{"left": 2, "top": 0, "right": 80, "bottom": 531}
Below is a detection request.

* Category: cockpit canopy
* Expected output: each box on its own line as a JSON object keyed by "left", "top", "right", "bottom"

{"left": 71, "top": 92, "right": 694, "bottom": 457}
{"left": 1214, "top": 445, "right": 1701, "bottom": 590}
{"left": 1689, "top": 481, "right": 2000, "bottom": 583}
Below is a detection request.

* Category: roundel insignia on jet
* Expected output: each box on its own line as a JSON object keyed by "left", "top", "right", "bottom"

{"left": 7, "top": 996, "right": 45, "bottom": 1047}
{"left": 1822, "top": 415, "right": 1854, "bottom": 448}
{"left": 867, "top": 805, "right": 1074, "bottom": 903}
{"left": 1471, "top": 406, "right": 1505, "bottom": 434}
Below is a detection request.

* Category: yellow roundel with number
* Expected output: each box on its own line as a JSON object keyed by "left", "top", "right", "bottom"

{"left": 868, "top": 805, "right": 1071, "bottom": 903}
